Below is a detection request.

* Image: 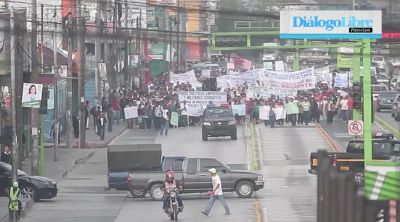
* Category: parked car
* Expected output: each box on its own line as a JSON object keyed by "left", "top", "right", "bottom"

{"left": 375, "top": 74, "right": 390, "bottom": 85}
{"left": 372, "top": 84, "right": 389, "bottom": 100}
{"left": 202, "top": 105, "right": 237, "bottom": 141}
{"left": 300, "top": 48, "right": 331, "bottom": 65}
{"left": 372, "top": 56, "right": 386, "bottom": 69}
{"left": 395, "top": 82, "right": 400, "bottom": 92}
{"left": 392, "top": 94, "right": 400, "bottom": 121}
{"left": 376, "top": 91, "right": 399, "bottom": 111}
{"left": 0, "top": 162, "right": 57, "bottom": 201}
{"left": 128, "top": 157, "right": 264, "bottom": 200}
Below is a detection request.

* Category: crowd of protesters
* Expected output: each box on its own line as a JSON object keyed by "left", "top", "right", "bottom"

{"left": 84, "top": 70, "right": 355, "bottom": 137}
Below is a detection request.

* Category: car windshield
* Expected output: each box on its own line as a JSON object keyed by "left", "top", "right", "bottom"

{"left": 204, "top": 108, "right": 233, "bottom": 118}
{"left": 379, "top": 91, "right": 398, "bottom": 99}
{"left": 373, "top": 57, "right": 384, "bottom": 61}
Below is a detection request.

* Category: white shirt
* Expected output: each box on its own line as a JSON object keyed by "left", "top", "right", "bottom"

{"left": 340, "top": 99, "right": 349, "bottom": 110}
{"left": 212, "top": 175, "right": 223, "bottom": 196}
{"left": 180, "top": 104, "right": 188, "bottom": 115}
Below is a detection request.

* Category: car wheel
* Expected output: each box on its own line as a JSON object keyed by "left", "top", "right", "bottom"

{"left": 302, "top": 59, "right": 308, "bottom": 65}
{"left": 130, "top": 189, "right": 146, "bottom": 198}
{"left": 202, "top": 131, "right": 208, "bottom": 141}
{"left": 231, "top": 132, "right": 237, "bottom": 140}
{"left": 21, "top": 185, "right": 38, "bottom": 201}
{"left": 236, "top": 181, "right": 254, "bottom": 198}
{"left": 395, "top": 113, "right": 400, "bottom": 121}
{"left": 149, "top": 183, "right": 164, "bottom": 201}
{"left": 323, "top": 59, "right": 330, "bottom": 65}
{"left": 377, "top": 108, "right": 381, "bottom": 112}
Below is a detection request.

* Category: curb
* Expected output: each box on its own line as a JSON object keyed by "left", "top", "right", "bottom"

{"left": 375, "top": 117, "right": 400, "bottom": 139}
{"left": 246, "top": 122, "right": 261, "bottom": 171}
{"left": 60, "top": 150, "right": 96, "bottom": 181}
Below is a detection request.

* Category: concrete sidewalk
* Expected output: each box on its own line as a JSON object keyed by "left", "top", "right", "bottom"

{"left": 45, "top": 119, "right": 127, "bottom": 148}
{"left": 0, "top": 122, "right": 127, "bottom": 222}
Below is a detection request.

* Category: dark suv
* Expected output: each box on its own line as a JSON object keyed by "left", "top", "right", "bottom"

{"left": 202, "top": 106, "right": 237, "bottom": 141}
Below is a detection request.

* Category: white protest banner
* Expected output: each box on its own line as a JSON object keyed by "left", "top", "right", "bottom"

{"left": 275, "top": 107, "right": 287, "bottom": 120}
{"left": 259, "top": 106, "right": 269, "bottom": 120}
{"left": 262, "top": 67, "right": 315, "bottom": 90}
{"left": 334, "top": 73, "right": 349, "bottom": 88}
{"left": 263, "top": 62, "right": 273, "bottom": 70}
{"left": 275, "top": 61, "right": 285, "bottom": 71}
{"left": 124, "top": 106, "right": 138, "bottom": 119}
{"left": 217, "top": 75, "right": 244, "bottom": 89}
{"left": 232, "top": 104, "right": 246, "bottom": 116}
{"left": 201, "top": 69, "right": 211, "bottom": 78}
{"left": 21, "top": 83, "right": 43, "bottom": 108}
{"left": 169, "top": 70, "right": 198, "bottom": 85}
{"left": 171, "top": 112, "right": 179, "bottom": 126}
{"left": 178, "top": 91, "right": 227, "bottom": 116}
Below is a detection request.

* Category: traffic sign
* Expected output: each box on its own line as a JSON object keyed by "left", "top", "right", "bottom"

{"left": 348, "top": 120, "right": 364, "bottom": 136}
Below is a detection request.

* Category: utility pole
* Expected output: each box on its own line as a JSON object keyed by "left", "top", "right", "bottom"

{"left": 77, "top": 0, "right": 86, "bottom": 148}
{"left": 95, "top": 1, "right": 101, "bottom": 106}
{"left": 169, "top": 17, "right": 172, "bottom": 73}
{"left": 123, "top": 0, "right": 129, "bottom": 88}
{"left": 66, "top": 7, "right": 74, "bottom": 149}
{"left": 10, "top": 7, "right": 18, "bottom": 184}
{"left": 136, "top": 11, "right": 142, "bottom": 87}
{"left": 30, "top": 0, "right": 40, "bottom": 175}
{"left": 39, "top": 3, "right": 45, "bottom": 176}
{"left": 176, "top": 0, "right": 180, "bottom": 73}
{"left": 53, "top": 14, "right": 58, "bottom": 161}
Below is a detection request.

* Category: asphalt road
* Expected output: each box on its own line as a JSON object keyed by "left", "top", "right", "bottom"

{"left": 375, "top": 110, "right": 400, "bottom": 135}
{"left": 22, "top": 126, "right": 258, "bottom": 222}
{"left": 256, "top": 124, "right": 330, "bottom": 222}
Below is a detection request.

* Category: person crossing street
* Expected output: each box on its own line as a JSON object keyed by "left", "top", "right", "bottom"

{"left": 201, "top": 168, "right": 231, "bottom": 216}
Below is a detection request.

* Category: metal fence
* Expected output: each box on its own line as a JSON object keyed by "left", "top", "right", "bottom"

{"left": 316, "top": 150, "right": 399, "bottom": 222}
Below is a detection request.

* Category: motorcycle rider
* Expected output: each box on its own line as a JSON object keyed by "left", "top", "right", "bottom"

{"left": 162, "top": 170, "right": 184, "bottom": 213}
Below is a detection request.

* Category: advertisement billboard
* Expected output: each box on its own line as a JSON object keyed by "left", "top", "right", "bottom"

{"left": 21, "top": 83, "right": 43, "bottom": 108}
{"left": 280, "top": 10, "right": 382, "bottom": 39}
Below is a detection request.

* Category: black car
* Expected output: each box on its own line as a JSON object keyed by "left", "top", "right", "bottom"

{"left": 202, "top": 105, "right": 237, "bottom": 141}
{"left": 0, "top": 162, "right": 57, "bottom": 201}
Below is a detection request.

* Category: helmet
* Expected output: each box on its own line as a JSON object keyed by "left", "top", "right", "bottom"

{"left": 13, "top": 182, "right": 18, "bottom": 187}
{"left": 166, "top": 170, "right": 174, "bottom": 178}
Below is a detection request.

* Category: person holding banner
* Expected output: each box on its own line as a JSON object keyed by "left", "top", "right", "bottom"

{"left": 160, "top": 105, "right": 169, "bottom": 136}
{"left": 179, "top": 101, "right": 188, "bottom": 128}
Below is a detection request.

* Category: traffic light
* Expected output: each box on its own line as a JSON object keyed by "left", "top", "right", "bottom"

{"left": 352, "top": 82, "right": 362, "bottom": 110}
{"left": 39, "top": 86, "right": 49, "bottom": 115}
{"left": 214, "top": 35, "right": 247, "bottom": 48}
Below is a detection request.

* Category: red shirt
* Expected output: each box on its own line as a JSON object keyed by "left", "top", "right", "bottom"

{"left": 347, "top": 98, "right": 353, "bottom": 110}
{"left": 112, "top": 98, "right": 121, "bottom": 111}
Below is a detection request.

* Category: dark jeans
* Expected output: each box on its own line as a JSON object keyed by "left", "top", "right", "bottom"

{"left": 298, "top": 113, "right": 303, "bottom": 124}
{"left": 312, "top": 111, "right": 320, "bottom": 123}
{"left": 303, "top": 111, "right": 310, "bottom": 125}
{"left": 163, "top": 194, "right": 183, "bottom": 210}
{"left": 269, "top": 115, "right": 276, "bottom": 128}
{"left": 327, "top": 111, "right": 334, "bottom": 124}
{"left": 288, "top": 114, "right": 297, "bottom": 126}
{"left": 144, "top": 117, "right": 152, "bottom": 130}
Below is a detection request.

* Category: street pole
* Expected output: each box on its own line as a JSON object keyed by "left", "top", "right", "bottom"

{"left": 169, "top": 17, "right": 172, "bottom": 73}
{"left": 53, "top": 19, "right": 58, "bottom": 161}
{"left": 124, "top": 0, "right": 129, "bottom": 88}
{"left": 39, "top": 3, "right": 45, "bottom": 176}
{"left": 30, "top": 0, "right": 40, "bottom": 175}
{"left": 353, "top": 46, "right": 361, "bottom": 120}
{"left": 77, "top": 0, "right": 86, "bottom": 148}
{"left": 176, "top": 0, "right": 180, "bottom": 73}
{"left": 362, "top": 39, "right": 373, "bottom": 163}
{"left": 95, "top": 1, "right": 101, "bottom": 106}
{"left": 10, "top": 7, "right": 18, "bottom": 184}
{"left": 66, "top": 8, "right": 74, "bottom": 149}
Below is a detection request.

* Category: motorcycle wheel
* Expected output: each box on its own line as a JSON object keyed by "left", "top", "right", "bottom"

{"left": 173, "top": 205, "right": 178, "bottom": 221}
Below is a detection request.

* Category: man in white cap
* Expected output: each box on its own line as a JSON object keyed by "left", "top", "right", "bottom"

{"left": 201, "top": 168, "right": 231, "bottom": 216}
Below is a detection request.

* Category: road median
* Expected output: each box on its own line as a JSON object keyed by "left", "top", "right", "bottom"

{"left": 245, "top": 122, "right": 262, "bottom": 171}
